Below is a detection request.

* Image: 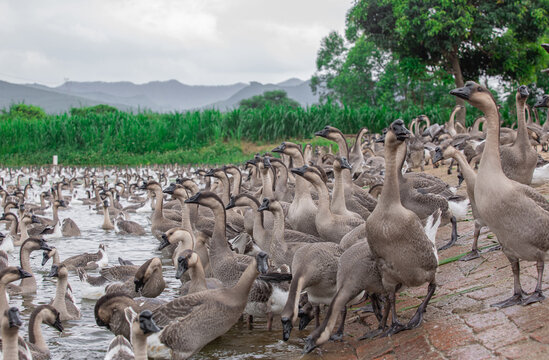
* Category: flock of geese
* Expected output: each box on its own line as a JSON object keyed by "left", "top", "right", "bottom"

{"left": 1, "top": 82, "right": 549, "bottom": 359}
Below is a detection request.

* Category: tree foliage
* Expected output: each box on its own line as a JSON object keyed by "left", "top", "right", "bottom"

{"left": 239, "top": 90, "right": 300, "bottom": 110}
{"left": 312, "top": 0, "right": 549, "bottom": 121}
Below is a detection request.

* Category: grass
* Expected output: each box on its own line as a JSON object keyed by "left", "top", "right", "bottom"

{"left": 0, "top": 100, "right": 525, "bottom": 165}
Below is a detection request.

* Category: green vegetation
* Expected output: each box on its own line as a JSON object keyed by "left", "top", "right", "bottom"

{"left": 312, "top": 0, "right": 549, "bottom": 124}
{"left": 239, "top": 90, "right": 300, "bottom": 110}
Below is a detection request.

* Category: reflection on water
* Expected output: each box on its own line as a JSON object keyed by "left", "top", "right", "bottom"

{"left": 7, "top": 199, "right": 308, "bottom": 359}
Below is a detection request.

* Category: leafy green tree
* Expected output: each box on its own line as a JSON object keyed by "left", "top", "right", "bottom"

{"left": 346, "top": 0, "right": 549, "bottom": 123}
{"left": 5, "top": 103, "right": 46, "bottom": 120}
{"left": 239, "top": 90, "right": 300, "bottom": 110}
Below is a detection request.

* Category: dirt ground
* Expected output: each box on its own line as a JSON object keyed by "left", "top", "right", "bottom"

{"left": 300, "top": 159, "right": 549, "bottom": 360}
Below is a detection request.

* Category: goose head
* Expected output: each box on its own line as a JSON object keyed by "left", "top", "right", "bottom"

{"left": 47, "top": 264, "right": 68, "bottom": 279}
{"left": 175, "top": 249, "right": 199, "bottom": 279}
{"left": 158, "top": 228, "right": 193, "bottom": 250}
{"left": 31, "top": 305, "right": 64, "bottom": 333}
{"left": 334, "top": 156, "right": 352, "bottom": 171}
{"left": 534, "top": 94, "right": 549, "bottom": 108}
{"left": 517, "top": 85, "right": 529, "bottom": 101}
{"left": 314, "top": 125, "right": 344, "bottom": 143}
{"left": 23, "top": 237, "right": 52, "bottom": 252}
{"left": 95, "top": 293, "right": 135, "bottom": 336}
{"left": 124, "top": 308, "right": 161, "bottom": 338}
{"left": 184, "top": 191, "right": 224, "bottom": 210}
{"left": 0, "top": 266, "right": 32, "bottom": 285}
{"left": 133, "top": 257, "right": 162, "bottom": 293}
{"left": 41, "top": 247, "right": 58, "bottom": 266}
{"left": 450, "top": 81, "right": 497, "bottom": 113}
{"left": 4, "top": 307, "right": 22, "bottom": 330}
{"left": 258, "top": 198, "right": 270, "bottom": 212}
{"left": 255, "top": 251, "right": 269, "bottom": 274}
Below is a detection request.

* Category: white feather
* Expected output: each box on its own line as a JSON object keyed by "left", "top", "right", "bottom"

{"left": 269, "top": 286, "right": 289, "bottom": 315}
{"left": 532, "top": 164, "right": 549, "bottom": 186}
{"left": 424, "top": 211, "right": 442, "bottom": 262}
{"left": 448, "top": 198, "right": 469, "bottom": 221}
{"left": 147, "top": 332, "right": 171, "bottom": 359}
{"left": 105, "top": 336, "right": 134, "bottom": 360}
{"left": 0, "top": 234, "right": 14, "bottom": 253}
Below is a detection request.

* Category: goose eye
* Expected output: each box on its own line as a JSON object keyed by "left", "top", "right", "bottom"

{"left": 477, "top": 87, "right": 483, "bottom": 92}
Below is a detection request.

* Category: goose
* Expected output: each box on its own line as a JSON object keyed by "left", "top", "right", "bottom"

{"left": 47, "top": 264, "right": 81, "bottom": 321}
{"left": 102, "top": 200, "right": 115, "bottom": 230}
{"left": 32, "top": 199, "right": 66, "bottom": 228}
{"left": 115, "top": 214, "right": 146, "bottom": 236}
{"left": 95, "top": 293, "right": 166, "bottom": 341}
{"left": 363, "top": 119, "right": 440, "bottom": 338}
{"left": 150, "top": 252, "right": 270, "bottom": 360}
{"left": 104, "top": 309, "right": 161, "bottom": 360}
{"left": 280, "top": 240, "right": 343, "bottom": 341}
{"left": 433, "top": 144, "right": 488, "bottom": 261}
{"left": 272, "top": 142, "right": 320, "bottom": 237}
{"left": 531, "top": 95, "right": 549, "bottom": 184}
{"left": 26, "top": 305, "right": 64, "bottom": 360}
{"left": 77, "top": 263, "right": 139, "bottom": 287}
{"left": 176, "top": 250, "right": 223, "bottom": 295}
{"left": 291, "top": 165, "right": 364, "bottom": 243}
{"left": 0, "top": 212, "right": 21, "bottom": 250}
{"left": 42, "top": 244, "right": 108, "bottom": 270}
{"left": 105, "top": 257, "right": 165, "bottom": 299}
{"left": 0, "top": 307, "right": 33, "bottom": 360}
{"left": 0, "top": 267, "right": 32, "bottom": 316}
{"left": 157, "top": 227, "right": 195, "bottom": 267}
{"left": 348, "top": 127, "right": 369, "bottom": 174}
{"left": 329, "top": 157, "right": 363, "bottom": 219}
{"left": 139, "top": 181, "right": 180, "bottom": 236}
{"left": 303, "top": 240, "right": 384, "bottom": 353}
{"left": 183, "top": 192, "right": 289, "bottom": 329}
{"left": 498, "top": 85, "right": 537, "bottom": 185}
{"left": 450, "top": 81, "right": 549, "bottom": 307}
{"left": 61, "top": 218, "right": 81, "bottom": 237}
{"left": 8, "top": 238, "right": 52, "bottom": 295}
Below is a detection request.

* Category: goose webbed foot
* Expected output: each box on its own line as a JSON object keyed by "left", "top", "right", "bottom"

{"left": 491, "top": 292, "right": 526, "bottom": 308}
{"left": 381, "top": 320, "right": 406, "bottom": 337}
{"left": 329, "top": 332, "right": 343, "bottom": 341}
{"left": 522, "top": 290, "right": 545, "bottom": 306}
{"left": 359, "top": 327, "right": 384, "bottom": 340}
{"left": 406, "top": 308, "right": 425, "bottom": 329}
{"left": 354, "top": 304, "right": 374, "bottom": 313}
{"left": 484, "top": 244, "right": 501, "bottom": 253}
{"left": 460, "top": 249, "right": 480, "bottom": 261}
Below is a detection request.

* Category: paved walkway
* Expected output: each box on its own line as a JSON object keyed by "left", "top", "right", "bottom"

{"left": 300, "top": 164, "right": 549, "bottom": 360}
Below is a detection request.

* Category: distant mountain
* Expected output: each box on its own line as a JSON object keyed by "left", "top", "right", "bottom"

{"left": 0, "top": 81, "right": 132, "bottom": 114}
{"left": 0, "top": 77, "right": 318, "bottom": 114}
{"left": 206, "top": 80, "right": 318, "bottom": 110}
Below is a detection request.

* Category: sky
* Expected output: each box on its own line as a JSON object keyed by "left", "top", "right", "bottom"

{"left": 0, "top": 0, "right": 351, "bottom": 86}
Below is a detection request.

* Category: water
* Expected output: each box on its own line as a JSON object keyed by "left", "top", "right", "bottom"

{"left": 5, "top": 186, "right": 308, "bottom": 359}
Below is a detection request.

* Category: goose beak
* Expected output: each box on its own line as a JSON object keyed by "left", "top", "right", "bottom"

{"left": 281, "top": 317, "right": 293, "bottom": 341}
{"left": 255, "top": 251, "right": 269, "bottom": 274}
{"left": 41, "top": 251, "right": 51, "bottom": 266}
{"left": 163, "top": 183, "right": 176, "bottom": 195}
{"left": 340, "top": 157, "right": 352, "bottom": 170}
{"left": 518, "top": 85, "right": 529, "bottom": 99}
{"left": 314, "top": 127, "right": 330, "bottom": 137}
{"left": 139, "top": 310, "right": 162, "bottom": 334}
{"left": 225, "top": 196, "right": 236, "bottom": 210}
{"left": 134, "top": 278, "right": 144, "bottom": 293}
{"left": 392, "top": 120, "right": 411, "bottom": 141}
{"left": 450, "top": 86, "right": 472, "bottom": 100}
{"left": 258, "top": 198, "right": 270, "bottom": 212}
{"left": 31, "top": 215, "right": 41, "bottom": 224}
{"left": 298, "top": 307, "right": 313, "bottom": 330}
{"left": 175, "top": 256, "right": 189, "bottom": 279}
{"left": 158, "top": 234, "right": 170, "bottom": 250}
{"left": 53, "top": 314, "right": 64, "bottom": 332}
{"left": 246, "top": 159, "right": 257, "bottom": 166}
{"left": 184, "top": 192, "right": 201, "bottom": 204}
{"left": 272, "top": 143, "right": 286, "bottom": 153}
{"left": 432, "top": 147, "right": 444, "bottom": 164}
{"left": 303, "top": 336, "right": 317, "bottom": 354}
{"left": 138, "top": 183, "right": 147, "bottom": 190}
{"left": 204, "top": 169, "right": 215, "bottom": 177}
{"left": 8, "top": 307, "right": 22, "bottom": 328}
{"left": 534, "top": 96, "right": 548, "bottom": 108}
{"left": 263, "top": 157, "right": 271, "bottom": 168}
{"left": 40, "top": 239, "right": 52, "bottom": 251}
{"left": 290, "top": 166, "right": 308, "bottom": 176}
{"left": 18, "top": 267, "right": 32, "bottom": 279}
{"left": 47, "top": 265, "right": 59, "bottom": 278}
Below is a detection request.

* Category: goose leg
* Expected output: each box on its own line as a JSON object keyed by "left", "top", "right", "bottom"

{"left": 491, "top": 259, "right": 526, "bottom": 308}
{"left": 359, "top": 294, "right": 390, "bottom": 340}
{"left": 522, "top": 261, "right": 546, "bottom": 306}
{"left": 460, "top": 221, "right": 482, "bottom": 261}
{"left": 247, "top": 315, "right": 253, "bottom": 330}
{"left": 381, "top": 289, "right": 405, "bottom": 337}
{"left": 330, "top": 308, "right": 347, "bottom": 341}
{"left": 314, "top": 305, "right": 321, "bottom": 328}
{"left": 371, "top": 293, "right": 383, "bottom": 321}
{"left": 438, "top": 216, "right": 458, "bottom": 251}
{"left": 406, "top": 282, "right": 436, "bottom": 329}
{"left": 267, "top": 312, "right": 273, "bottom": 331}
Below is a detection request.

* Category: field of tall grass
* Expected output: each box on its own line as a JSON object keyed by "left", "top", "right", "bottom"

{"left": 0, "top": 102, "right": 512, "bottom": 165}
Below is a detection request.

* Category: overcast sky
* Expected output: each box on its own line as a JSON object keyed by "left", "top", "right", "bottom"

{"left": 0, "top": 0, "right": 351, "bottom": 86}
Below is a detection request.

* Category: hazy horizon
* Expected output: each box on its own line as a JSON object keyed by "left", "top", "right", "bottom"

{"left": 0, "top": 0, "right": 350, "bottom": 87}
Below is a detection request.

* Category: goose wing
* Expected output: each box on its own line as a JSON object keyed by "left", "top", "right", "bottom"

{"left": 99, "top": 265, "right": 139, "bottom": 282}
{"left": 516, "top": 184, "right": 549, "bottom": 214}
{"left": 152, "top": 291, "right": 213, "bottom": 327}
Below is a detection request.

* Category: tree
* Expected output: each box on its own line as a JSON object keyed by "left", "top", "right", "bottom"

{"left": 346, "top": 0, "right": 549, "bottom": 124}
{"left": 239, "top": 90, "right": 300, "bottom": 110}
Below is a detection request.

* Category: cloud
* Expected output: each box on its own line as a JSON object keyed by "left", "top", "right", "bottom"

{"left": 0, "top": 0, "right": 350, "bottom": 85}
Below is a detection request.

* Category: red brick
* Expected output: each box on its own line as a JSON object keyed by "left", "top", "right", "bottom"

{"left": 372, "top": 354, "right": 396, "bottom": 360}
{"left": 462, "top": 310, "right": 508, "bottom": 333}
{"left": 530, "top": 326, "right": 549, "bottom": 344}
{"left": 355, "top": 336, "right": 393, "bottom": 359}
{"left": 507, "top": 303, "right": 547, "bottom": 333}
{"left": 392, "top": 334, "right": 431, "bottom": 360}
{"left": 425, "top": 321, "right": 475, "bottom": 351}
{"left": 477, "top": 323, "right": 527, "bottom": 350}
{"left": 496, "top": 340, "right": 549, "bottom": 359}
{"left": 448, "top": 344, "right": 493, "bottom": 360}
{"left": 466, "top": 285, "right": 508, "bottom": 301}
